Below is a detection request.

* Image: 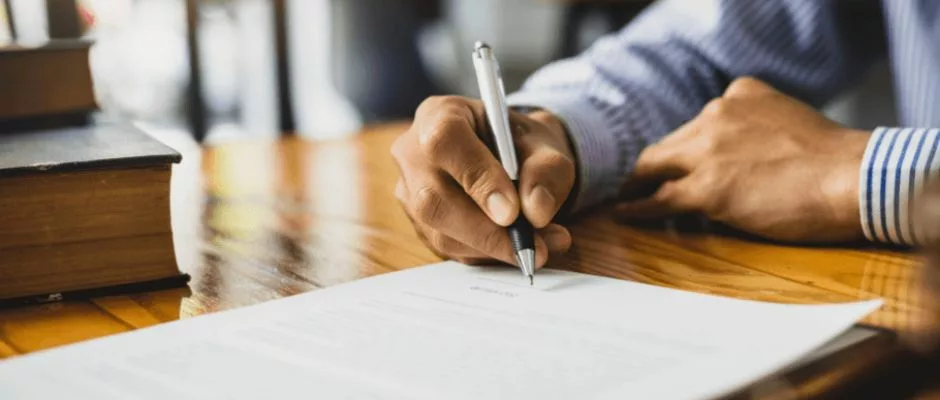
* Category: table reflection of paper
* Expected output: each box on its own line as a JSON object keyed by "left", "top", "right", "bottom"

{"left": 0, "top": 262, "right": 881, "bottom": 400}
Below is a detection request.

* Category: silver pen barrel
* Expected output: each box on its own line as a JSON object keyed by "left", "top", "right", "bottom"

{"left": 515, "top": 249, "right": 535, "bottom": 286}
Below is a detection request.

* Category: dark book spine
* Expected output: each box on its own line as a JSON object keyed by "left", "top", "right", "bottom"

{"left": 0, "top": 274, "right": 190, "bottom": 309}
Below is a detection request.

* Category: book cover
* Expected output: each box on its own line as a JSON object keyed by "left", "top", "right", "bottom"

{"left": 0, "top": 124, "right": 181, "bottom": 177}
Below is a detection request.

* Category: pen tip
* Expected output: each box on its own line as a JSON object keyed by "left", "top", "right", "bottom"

{"left": 529, "top": 275, "right": 534, "bottom": 286}
{"left": 474, "top": 41, "right": 489, "bottom": 51}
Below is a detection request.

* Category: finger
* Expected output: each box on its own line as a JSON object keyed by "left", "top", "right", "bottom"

{"left": 723, "top": 76, "right": 777, "bottom": 99}
{"left": 398, "top": 164, "right": 553, "bottom": 267}
{"left": 539, "top": 223, "right": 572, "bottom": 253}
{"left": 398, "top": 195, "right": 491, "bottom": 260}
{"left": 399, "top": 181, "right": 504, "bottom": 265}
{"left": 454, "top": 257, "right": 496, "bottom": 266}
{"left": 533, "top": 234, "right": 549, "bottom": 268}
{"left": 516, "top": 135, "right": 576, "bottom": 228}
{"left": 401, "top": 172, "right": 520, "bottom": 263}
{"left": 424, "top": 229, "right": 491, "bottom": 260}
{"left": 630, "top": 141, "right": 696, "bottom": 185}
{"left": 621, "top": 123, "right": 700, "bottom": 199}
{"left": 470, "top": 234, "right": 550, "bottom": 269}
{"left": 421, "top": 222, "right": 551, "bottom": 268}
{"left": 629, "top": 119, "right": 709, "bottom": 185}
{"left": 615, "top": 178, "right": 705, "bottom": 219}
{"left": 654, "top": 119, "right": 699, "bottom": 148}
{"left": 417, "top": 111, "right": 518, "bottom": 226}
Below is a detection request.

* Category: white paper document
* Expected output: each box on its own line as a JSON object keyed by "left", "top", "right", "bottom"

{"left": 0, "top": 262, "right": 881, "bottom": 400}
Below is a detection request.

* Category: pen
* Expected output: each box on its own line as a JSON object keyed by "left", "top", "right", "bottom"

{"left": 471, "top": 41, "right": 536, "bottom": 286}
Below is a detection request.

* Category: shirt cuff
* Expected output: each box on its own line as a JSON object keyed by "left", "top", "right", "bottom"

{"left": 859, "top": 127, "right": 940, "bottom": 246}
{"left": 507, "top": 90, "right": 629, "bottom": 211}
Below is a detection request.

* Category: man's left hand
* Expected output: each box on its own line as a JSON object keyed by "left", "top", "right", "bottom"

{"left": 619, "top": 77, "right": 870, "bottom": 243}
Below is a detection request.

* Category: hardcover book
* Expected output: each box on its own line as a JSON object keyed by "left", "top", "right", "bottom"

{"left": 0, "top": 124, "right": 186, "bottom": 305}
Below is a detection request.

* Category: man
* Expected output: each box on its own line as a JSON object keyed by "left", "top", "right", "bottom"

{"left": 391, "top": 0, "right": 940, "bottom": 268}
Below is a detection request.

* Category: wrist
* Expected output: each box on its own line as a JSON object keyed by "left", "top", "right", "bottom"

{"left": 823, "top": 128, "right": 871, "bottom": 240}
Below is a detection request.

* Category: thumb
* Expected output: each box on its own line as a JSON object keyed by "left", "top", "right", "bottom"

{"left": 516, "top": 131, "right": 576, "bottom": 228}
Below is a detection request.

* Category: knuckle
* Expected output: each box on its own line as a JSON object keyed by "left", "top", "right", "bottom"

{"left": 459, "top": 163, "right": 497, "bottom": 198}
{"left": 419, "top": 95, "right": 454, "bottom": 110}
{"left": 419, "top": 117, "right": 465, "bottom": 159}
{"left": 418, "top": 95, "right": 469, "bottom": 117}
{"left": 728, "top": 76, "right": 762, "bottom": 92}
{"left": 526, "top": 149, "right": 575, "bottom": 179}
{"left": 515, "top": 130, "right": 547, "bottom": 153}
{"left": 725, "top": 77, "right": 775, "bottom": 99}
{"left": 390, "top": 137, "right": 408, "bottom": 160}
{"left": 535, "top": 150, "right": 576, "bottom": 190}
{"left": 415, "top": 97, "right": 440, "bottom": 117}
{"left": 412, "top": 185, "right": 447, "bottom": 225}
{"left": 419, "top": 122, "right": 447, "bottom": 153}
{"left": 539, "top": 149, "right": 574, "bottom": 172}
{"left": 419, "top": 95, "right": 443, "bottom": 107}
{"left": 701, "top": 98, "right": 729, "bottom": 118}
{"left": 437, "top": 95, "right": 467, "bottom": 109}
{"left": 699, "top": 130, "right": 722, "bottom": 154}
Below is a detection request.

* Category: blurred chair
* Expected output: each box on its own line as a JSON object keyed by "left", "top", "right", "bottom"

{"left": 185, "top": 0, "right": 298, "bottom": 140}
{"left": 185, "top": 0, "right": 369, "bottom": 141}
{"left": 46, "top": 0, "right": 81, "bottom": 38}
{"left": 185, "top": 0, "right": 208, "bottom": 141}
{"left": 331, "top": 0, "right": 442, "bottom": 122}
{"left": 554, "top": 0, "right": 652, "bottom": 58}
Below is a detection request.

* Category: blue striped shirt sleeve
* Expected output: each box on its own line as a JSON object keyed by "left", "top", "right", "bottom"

{"left": 860, "top": 127, "right": 940, "bottom": 246}
{"left": 507, "top": 0, "right": 885, "bottom": 212}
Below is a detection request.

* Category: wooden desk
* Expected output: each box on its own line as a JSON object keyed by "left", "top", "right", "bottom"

{"left": 0, "top": 123, "right": 936, "bottom": 397}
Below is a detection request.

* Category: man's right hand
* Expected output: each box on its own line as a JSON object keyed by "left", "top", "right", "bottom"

{"left": 391, "top": 96, "right": 576, "bottom": 267}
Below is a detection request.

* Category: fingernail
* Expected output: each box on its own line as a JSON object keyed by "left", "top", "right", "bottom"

{"left": 529, "top": 185, "right": 556, "bottom": 215}
{"left": 543, "top": 226, "right": 571, "bottom": 251}
{"left": 487, "top": 192, "right": 514, "bottom": 225}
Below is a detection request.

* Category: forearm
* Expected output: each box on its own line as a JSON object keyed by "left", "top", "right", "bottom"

{"left": 509, "top": 0, "right": 884, "bottom": 211}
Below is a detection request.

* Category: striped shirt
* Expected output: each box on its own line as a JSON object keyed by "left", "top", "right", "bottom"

{"left": 508, "top": 0, "right": 940, "bottom": 246}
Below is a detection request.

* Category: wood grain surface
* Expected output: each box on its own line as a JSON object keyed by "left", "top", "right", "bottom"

{"left": 0, "top": 123, "right": 936, "bottom": 397}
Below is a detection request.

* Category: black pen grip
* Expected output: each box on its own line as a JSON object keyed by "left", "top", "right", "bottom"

{"left": 508, "top": 180, "right": 535, "bottom": 251}
{"left": 508, "top": 215, "right": 535, "bottom": 251}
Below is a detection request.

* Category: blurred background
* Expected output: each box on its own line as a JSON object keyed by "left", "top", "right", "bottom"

{"left": 2, "top": 0, "right": 897, "bottom": 142}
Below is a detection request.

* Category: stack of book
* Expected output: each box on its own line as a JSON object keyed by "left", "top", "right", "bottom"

{"left": 0, "top": 40, "right": 97, "bottom": 131}
{"left": 1, "top": 0, "right": 95, "bottom": 131}
{"left": 0, "top": 8, "right": 186, "bottom": 306}
{"left": 0, "top": 125, "right": 185, "bottom": 305}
